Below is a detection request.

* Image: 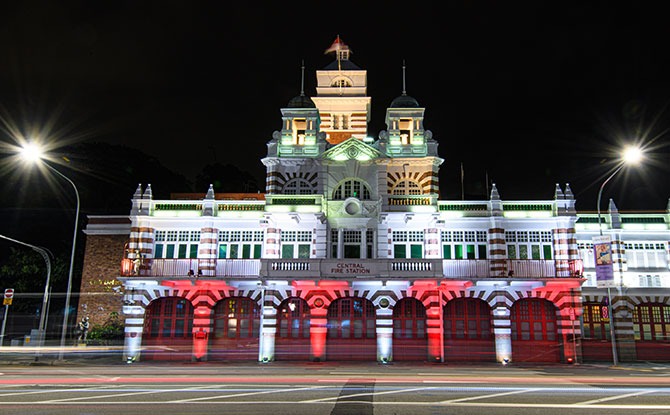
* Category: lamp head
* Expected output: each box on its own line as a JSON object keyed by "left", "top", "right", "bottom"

{"left": 20, "top": 143, "right": 44, "bottom": 163}
{"left": 622, "top": 146, "right": 642, "bottom": 165}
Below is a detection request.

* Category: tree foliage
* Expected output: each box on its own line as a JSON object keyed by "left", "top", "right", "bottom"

{"left": 0, "top": 247, "right": 67, "bottom": 313}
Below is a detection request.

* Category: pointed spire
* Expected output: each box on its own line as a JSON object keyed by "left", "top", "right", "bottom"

{"left": 206, "top": 183, "right": 215, "bottom": 199}
{"left": 564, "top": 183, "right": 574, "bottom": 199}
{"left": 133, "top": 183, "right": 143, "bottom": 199}
{"left": 490, "top": 183, "right": 502, "bottom": 216}
{"left": 554, "top": 183, "right": 564, "bottom": 199}
{"left": 608, "top": 198, "right": 621, "bottom": 229}
{"left": 490, "top": 183, "right": 500, "bottom": 200}
{"left": 142, "top": 184, "right": 152, "bottom": 199}
{"left": 608, "top": 198, "right": 618, "bottom": 213}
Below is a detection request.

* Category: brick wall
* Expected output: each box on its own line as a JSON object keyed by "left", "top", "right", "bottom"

{"left": 75, "top": 234, "right": 128, "bottom": 328}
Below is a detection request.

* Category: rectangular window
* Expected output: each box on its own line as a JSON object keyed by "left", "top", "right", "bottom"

{"left": 282, "top": 245, "right": 294, "bottom": 259}
{"left": 466, "top": 244, "right": 476, "bottom": 259}
{"left": 298, "top": 244, "right": 310, "bottom": 258}
{"left": 394, "top": 245, "right": 406, "bottom": 258}
{"left": 519, "top": 245, "right": 528, "bottom": 259}
{"left": 189, "top": 245, "right": 198, "bottom": 259}
{"left": 543, "top": 245, "right": 552, "bottom": 259}
{"left": 155, "top": 244, "right": 164, "bottom": 258}
{"left": 410, "top": 244, "right": 422, "bottom": 258}
{"left": 254, "top": 245, "right": 262, "bottom": 258}
{"left": 218, "top": 245, "right": 227, "bottom": 259}
{"left": 443, "top": 245, "right": 452, "bottom": 259}
{"left": 166, "top": 245, "right": 175, "bottom": 258}
{"left": 242, "top": 244, "right": 251, "bottom": 259}
{"left": 455, "top": 245, "right": 463, "bottom": 259}
{"left": 531, "top": 245, "right": 540, "bottom": 260}
{"left": 478, "top": 244, "right": 487, "bottom": 259}
{"left": 178, "top": 244, "right": 188, "bottom": 259}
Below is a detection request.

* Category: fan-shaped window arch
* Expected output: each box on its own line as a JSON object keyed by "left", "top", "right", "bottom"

{"left": 333, "top": 179, "right": 371, "bottom": 200}
{"left": 392, "top": 179, "right": 422, "bottom": 195}
{"left": 331, "top": 78, "right": 352, "bottom": 88}
{"left": 282, "top": 178, "right": 314, "bottom": 195}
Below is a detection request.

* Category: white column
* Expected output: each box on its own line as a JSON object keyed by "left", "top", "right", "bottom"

{"left": 360, "top": 229, "right": 367, "bottom": 258}
{"left": 375, "top": 306, "right": 393, "bottom": 362}
{"left": 493, "top": 306, "right": 512, "bottom": 364}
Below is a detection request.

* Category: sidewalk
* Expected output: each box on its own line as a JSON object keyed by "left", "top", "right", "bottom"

{"left": 0, "top": 346, "right": 125, "bottom": 366}
{"left": 1, "top": 346, "right": 669, "bottom": 371}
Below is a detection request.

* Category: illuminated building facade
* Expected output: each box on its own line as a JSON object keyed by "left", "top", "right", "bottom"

{"left": 77, "top": 38, "right": 670, "bottom": 364}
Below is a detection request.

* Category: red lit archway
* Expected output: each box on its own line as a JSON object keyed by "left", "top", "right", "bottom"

{"left": 392, "top": 298, "right": 428, "bottom": 361}
{"left": 511, "top": 298, "right": 560, "bottom": 363}
{"left": 142, "top": 297, "right": 194, "bottom": 361}
{"left": 443, "top": 297, "right": 495, "bottom": 362}
{"left": 326, "top": 298, "right": 376, "bottom": 361}
{"left": 275, "top": 297, "right": 311, "bottom": 361}
{"left": 209, "top": 297, "right": 260, "bottom": 361}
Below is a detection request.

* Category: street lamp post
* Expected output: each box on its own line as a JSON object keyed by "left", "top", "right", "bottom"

{"left": 595, "top": 146, "right": 642, "bottom": 367}
{"left": 0, "top": 234, "right": 52, "bottom": 361}
{"left": 20, "top": 144, "right": 80, "bottom": 361}
{"left": 44, "top": 163, "right": 80, "bottom": 361}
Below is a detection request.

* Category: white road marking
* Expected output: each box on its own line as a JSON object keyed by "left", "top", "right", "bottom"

{"left": 40, "top": 384, "right": 226, "bottom": 402}
{"left": 575, "top": 389, "right": 658, "bottom": 405}
{"left": 440, "top": 387, "right": 540, "bottom": 403}
{"left": 168, "top": 385, "right": 330, "bottom": 403}
{"left": 301, "top": 386, "right": 437, "bottom": 403}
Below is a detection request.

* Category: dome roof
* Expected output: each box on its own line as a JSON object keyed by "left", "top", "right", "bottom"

{"left": 389, "top": 94, "right": 420, "bottom": 108}
{"left": 287, "top": 94, "right": 316, "bottom": 108}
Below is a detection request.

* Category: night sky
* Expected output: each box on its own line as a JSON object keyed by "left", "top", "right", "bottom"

{"left": 1, "top": 1, "right": 669, "bottom": 212}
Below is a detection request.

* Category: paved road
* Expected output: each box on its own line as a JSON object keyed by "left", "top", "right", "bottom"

{"left": 1, "top": 350, "right": 669, "bottom": 415}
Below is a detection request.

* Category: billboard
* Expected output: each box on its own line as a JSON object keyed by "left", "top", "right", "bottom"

{"left": 593, "top": 235, "right": 614, "bottom": 287}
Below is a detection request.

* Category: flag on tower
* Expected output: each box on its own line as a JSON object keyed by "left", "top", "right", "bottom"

{"left": 324, "top": 35, "right": 349, "bottom": 54}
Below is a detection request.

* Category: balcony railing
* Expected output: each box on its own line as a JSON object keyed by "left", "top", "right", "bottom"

{"left": 121, "top": 258, "right": 582, "bottom": 279}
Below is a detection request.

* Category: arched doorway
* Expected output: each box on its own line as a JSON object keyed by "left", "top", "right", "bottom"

{"left": 326, "top": 297, "right": 376, "bottom": 360}
{"left": 275, "top": 297, "right": 311, "bottom": 361}
{"left": 392, "top": 298, "right": 427, "bottom": 361}
{"left": 510, "top": 298, "right": 560, "bottom": 363}
{"left": 209, "top": 297, "right": 260, "bottom": 361}
{"left": 142, "top": 297, "right": 194, "bottom": 361}
{"left": 443, "top": 297, "right": 495, "bottom": 362}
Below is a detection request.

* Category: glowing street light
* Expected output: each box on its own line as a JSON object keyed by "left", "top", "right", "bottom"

{"left": 595, "top": 145, "right": 642, "bottom": 367}
{"left": 20, "top": 143, "right": 80, "bottom": 361}
{"left": 596, "top": 146, "right": 643, "bottom": 235}
{"left": 0, "top": 234, "right": 51, "bottom": 361}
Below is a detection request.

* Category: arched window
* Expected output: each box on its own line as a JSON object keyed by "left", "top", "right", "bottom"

{"left": 143, "top": 297, "right": 193, "bottom": 339}
{"left": 282, "top": 178, "right": 314, "bottom": 195}
{"left": 333, "top": 179, "right": 371, "bottom": 200}
{"left": 327, "top": 298, "right": 375, "bottom": 339}
{"left": 392, "top": 179, "right": 422, "bottom": 195}
{"left": 277, "top": 297, "right": 310, "bottom": 339}
{"left": 582, "top": 302, "right": 610, "bottom": 340}
{"left": 444, "top": 298, "right": 491, "bottom": 340}
{"left": 633, "top": 303, "right": 670, "bottom": 341}
{"left": 331, "top": 79, "right": 352, "bottom": 88}
{"left": 511, "top": 298, "right": 557, "bottom": 341}
{"left": 393, "top": 298, "right": 426, "bottom": 339}
{"left": 213, "top": 297, "right": 260, "bottom": 339}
